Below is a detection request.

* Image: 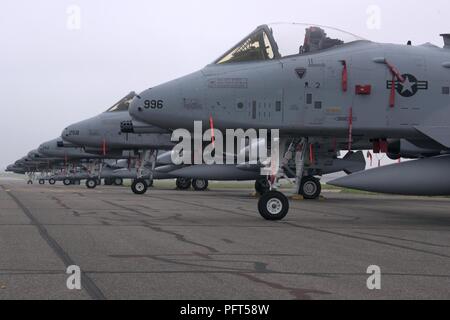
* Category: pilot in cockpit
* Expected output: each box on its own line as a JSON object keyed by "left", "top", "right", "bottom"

{"left": 300, "top": 27, "right": 344, "bottom": 54}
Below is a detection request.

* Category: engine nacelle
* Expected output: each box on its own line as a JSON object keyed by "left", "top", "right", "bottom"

{"left": 387, "top": 139, "right": 441, "bottom": 160}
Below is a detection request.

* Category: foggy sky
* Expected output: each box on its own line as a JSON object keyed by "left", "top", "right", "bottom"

{"left": 1, "top": 0, "right": 448, "bottom": 170}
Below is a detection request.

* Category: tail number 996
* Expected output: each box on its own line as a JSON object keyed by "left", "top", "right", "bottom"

{"left": 144, "top": 100, "right": 164, "bottom": 109}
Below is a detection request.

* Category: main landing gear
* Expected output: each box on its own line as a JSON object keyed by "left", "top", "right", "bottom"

{"left": 192, "top": 178, "right": 208, "bottom": 191}
{"left": 175, "top": 178, "right": 209, "bottom": 191}
{"left": 255, "top": 178, "right": 270, "bottom": 195}
{"left": 176, "top": 178, "right": 192, "bottom": 190}
{"left": 299, "top": 176, "right": 321, "bottom": 200}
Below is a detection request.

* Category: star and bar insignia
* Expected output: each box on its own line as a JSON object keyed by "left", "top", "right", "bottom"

{"left": 387, "top": 73, "right": 428, "bottom": 97}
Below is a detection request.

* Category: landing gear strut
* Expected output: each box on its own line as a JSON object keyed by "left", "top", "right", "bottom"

{"left": 256, "top": 137, "right": 322, "bottom": 220}
{"left": 255, "top": 178, "right": 270, "bottom": 195}
{"left": 131, "top": 149, "right": 158, "bottom": 195}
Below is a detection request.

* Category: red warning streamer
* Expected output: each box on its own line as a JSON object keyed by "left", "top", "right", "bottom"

{"left": 386, "top": 61, "right": 405, "bottom": 108}
{"left": 342, "top": 60, "right": 348, "bottom": 92}
{"left": 102, "top": 139, "right": 107, "bottom": 156}
{"left": 209, "top": 115, "right": 215, "bottom": 147}
{"left": 309, "top": 143, "right": 315, "bottom": 164}
{"left": 348, "top": 107, "right": 353, "bottom": 151}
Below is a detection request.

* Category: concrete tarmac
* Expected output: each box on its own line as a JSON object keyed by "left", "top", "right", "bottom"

{"left": 0, "top": 180, "right": 449, "bottom": 300}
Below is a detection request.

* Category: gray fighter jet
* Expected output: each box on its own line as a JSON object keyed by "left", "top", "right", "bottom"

{"left": 62, "top": 92, "right": 287, "bottom": 194}
{"left": 127, "top": 23, "right": 450, "bottom": 220}
{"left": 61, "top": 92, "right": 196, "bottom": 194}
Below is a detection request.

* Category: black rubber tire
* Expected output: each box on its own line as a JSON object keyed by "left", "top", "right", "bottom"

{"left": 114, "top": 178, "right": 123, "bottom": 186}
{"left": 258, "top": 191, "right": 289, "bottom": 221}
{"left": 192, "top": 179, "right": 208, "bottom": 191}
{"left": 39, "top": 179, "right": 45, "bottom": 185}
{"left": 48, "top": 179, "right": 56, "bottom": 185}
{"left": 86, "top": 178, "right": 97, "bottom": 189}
{"left": 176, "top": 178, "right": 192, "bottom": 190}
{"left": 27, "top": 180, "right": 33, "bottom": 185}
{"left": 255, "top": 178, "right": 270, "bottom": 195}
{"left": 63, "top": 179, "right": 72, "bottom": 186}
{"left": 131, "top": 178, "right": 148, "bottom": 195}
{"left": 299, "top": 176, "right": 321, "bottom": 200}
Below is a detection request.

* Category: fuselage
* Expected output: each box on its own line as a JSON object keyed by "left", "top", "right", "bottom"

{"left": 129, "top": 39, "right": 450, "bottom": 144}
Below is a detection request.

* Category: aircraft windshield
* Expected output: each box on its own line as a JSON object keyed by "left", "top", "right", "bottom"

{"left": 215, "top": 23, "right": 365, "bottom": 64}
{"left": 106, "top": 92, "right": 136, "bottom": 112}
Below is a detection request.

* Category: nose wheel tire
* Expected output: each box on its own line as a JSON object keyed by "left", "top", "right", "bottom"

{"left": 39, "top": 179, "right": 45, "bottom": 185}
{"left": 176, "top": 178, "right": 192, "bottom": 190}
{"left": 300, "top": 176, "right": 321, "bottom": 200}
{"left": 27, "top": 180, "right": 33, "bottom": 185}
{"left": 255, "top": 178, "right": 270, "bottom": 195}
{"left": 86, "top": 178, "right": 97, "bottom": 189}
{"left": 114, "top": 178, "right": 123, "bottom": 186}
{"left": 131, "top": 178, "right": 148, "bottom": 195}
{"left": 258, "top": 191, "right": 289, "bottom": 221}
{"left": 63, "top": 179, "right": 72, "bottom": 186}
{"left": 48, "top": 179, "right": 56, "bottom": 185}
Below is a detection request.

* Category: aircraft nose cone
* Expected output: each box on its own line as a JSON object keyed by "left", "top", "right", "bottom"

{"left": 62, "top": 123, "right": 84, "bottom": 145}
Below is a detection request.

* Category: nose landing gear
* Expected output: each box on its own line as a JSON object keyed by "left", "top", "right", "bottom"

{"left": 86, "top": 178, "right": 97, "bottom": 189}
{"left": 258, "top": 191, "right": 289, "bottom": 221}
{"left": 131, "top": 178, "right": 148, "bottom": 195}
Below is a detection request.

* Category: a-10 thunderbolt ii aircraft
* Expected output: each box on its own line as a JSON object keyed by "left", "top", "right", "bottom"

{"left": 62, "top": 91, "right": 366, "bottom": 195}
{"left": 61, "top": 92, "right": 204, "bottom": 194}
{"left": 37, "top": 138, "right": 127, "bottom": 187}
{"left": 39, "top": 137, "right": 177, "bottom": 189}
{"left": 127, "top": 22, "right": 450, "bottom": 220}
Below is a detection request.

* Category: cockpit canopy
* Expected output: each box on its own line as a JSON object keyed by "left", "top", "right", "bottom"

{"left": 215, "top": 23, "right": 365, "bottom": 64}
{"left": 105, "top": 92, "right": 136, "bottom": 112}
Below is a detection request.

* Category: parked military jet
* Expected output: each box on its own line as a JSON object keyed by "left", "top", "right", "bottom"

{"left": 62, "top": 92, "right": 281, "bottom": 194}
{"left": 128, "top": 22, "right": 450, "bottom": 220}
